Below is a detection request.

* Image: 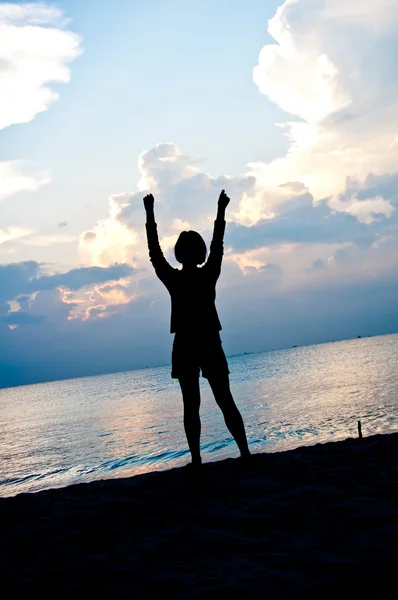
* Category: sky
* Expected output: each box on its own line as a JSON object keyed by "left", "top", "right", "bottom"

{"left": 1, "top": 0, "right": 398, "bottom": 388}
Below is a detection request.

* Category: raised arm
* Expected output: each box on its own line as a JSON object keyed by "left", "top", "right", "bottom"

{"left": 204, "top": 190, "right": 229, "bottom": 280}
{"left": 144, "top": 194, "right": 174, "bottom": 288}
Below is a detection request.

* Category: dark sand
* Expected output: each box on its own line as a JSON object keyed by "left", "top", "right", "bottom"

{"left": 1, "top": 433, "right": 397, "bottom": 599}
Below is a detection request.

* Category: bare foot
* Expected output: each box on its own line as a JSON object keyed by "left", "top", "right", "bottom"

{"left": 186, "top": 457, "right": 202, "bottom": 469}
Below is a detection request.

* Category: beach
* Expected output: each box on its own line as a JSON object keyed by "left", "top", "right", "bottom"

{"left": 1, "top": 432, "right": 397, "bottom": 599}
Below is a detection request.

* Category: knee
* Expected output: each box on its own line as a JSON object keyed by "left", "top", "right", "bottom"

{"left": 215, "top": 392, "right": 235, "bottom": 412}
{"left": 183, "top": 399, "right": 200, "bottom": 415}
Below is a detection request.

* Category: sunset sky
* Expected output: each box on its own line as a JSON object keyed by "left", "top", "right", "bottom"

{"left": 1, "top": 0, "right": 398, "bottom": 387}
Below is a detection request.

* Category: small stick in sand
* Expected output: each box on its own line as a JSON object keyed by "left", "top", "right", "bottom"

{"left": 358, "top": 420, "right": 363, "bottom": 439}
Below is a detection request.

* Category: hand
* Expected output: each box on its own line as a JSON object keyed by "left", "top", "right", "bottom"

{"left": 218, "top": 189, "right": 230, "bottom": 210}
{"left": 143, "top": 193, "right": 154, "bottom": 211}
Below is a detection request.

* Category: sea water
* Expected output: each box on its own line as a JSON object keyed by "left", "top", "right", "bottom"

{"left": 1, "top": 334, "right": 397, "bottom": 497}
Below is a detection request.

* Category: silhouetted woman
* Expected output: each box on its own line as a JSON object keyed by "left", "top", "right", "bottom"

{"left": 144, "top": 190, "right": 250, "bottom": 466}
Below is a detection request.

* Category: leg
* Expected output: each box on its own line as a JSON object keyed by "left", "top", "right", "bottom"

{"left": 207, "top": 373, "right": 250, "bottom": 458}
{"left": 178, "top": 376, "right": 202, "bottom": 465}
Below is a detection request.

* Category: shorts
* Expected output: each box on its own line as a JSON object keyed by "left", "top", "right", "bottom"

{"left": 171, "top": 331, "right": 230, "bottom": 380}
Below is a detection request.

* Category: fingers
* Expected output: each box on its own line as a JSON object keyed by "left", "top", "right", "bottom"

{"left": 218, "top": 189, "right": 230, "bottom": 205}
{"left": 143, "top": 193, "right": 155, "bottom": 205}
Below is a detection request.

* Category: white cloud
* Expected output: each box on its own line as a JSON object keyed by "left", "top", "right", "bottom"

{"left": 77, "top": 140, "right": 398, "bottom": 332}
{"left": 78, "top": 208, "right": 138, "bottom": 268}
{"left": 19, "top": 233, "right": 77, "bottom": 247}
{"left": 253, "top": 6, "right": 350, "bottom": 123}
{"left": 0, "top": 2, "right": 82, "bottom": 202}
{"left": 0, "top": 2, "right": 82, "bottom": 130}
{"left": 0, "top": 226, "right": 33, "bottom": 245}
{"left": 120, "top": 143, "right": 257, "bottom": 228}
{"left": 79, "top": 143, "right": 256, "bottom": 268}
{"left": 321, "top": 0, "right": 398, "bottom": 29}
{"left": 329, "top": 194, "right": 394, "bottom": 224}
{"left": 0, "top": 261, "right": 135, "bottom": 330}
{"left": 372, "top": 234, "right": 395, "bottom": 249}
{"left": 0, "top": 160, "right": 50, "bottom": 202}
{"left": 251, "top": 0, "right": 398, "bottom": 203}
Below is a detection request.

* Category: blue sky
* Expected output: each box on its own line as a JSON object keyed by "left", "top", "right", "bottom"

{"left": 1, "top": 0, "right": 398, "bottom": 387}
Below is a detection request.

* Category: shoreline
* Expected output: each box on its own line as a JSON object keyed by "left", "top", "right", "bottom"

{"left": 1, "top": 432, "right": 397, "bottom": 598}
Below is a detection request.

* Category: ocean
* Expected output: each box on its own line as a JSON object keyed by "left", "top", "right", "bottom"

{"left": 1, "top": 334, "right": 397, "bottom": 497}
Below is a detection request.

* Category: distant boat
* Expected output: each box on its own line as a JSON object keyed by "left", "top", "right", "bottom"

{"left": 357, "top": 335, "right": 362, "bottom": 339}
{"left": 292, "top": 345, "right": 298, "bottom": 348}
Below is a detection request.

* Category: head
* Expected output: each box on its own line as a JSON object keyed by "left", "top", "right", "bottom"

{"left": 174, "top": 230, "right": 207, "bottom": 266}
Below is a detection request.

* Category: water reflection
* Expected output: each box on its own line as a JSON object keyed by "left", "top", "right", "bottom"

{"left": 1, "top": 334, "right": 397, "bottom": 496}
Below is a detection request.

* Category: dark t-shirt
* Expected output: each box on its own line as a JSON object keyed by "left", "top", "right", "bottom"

{"left": 145, "top": 219, "right": 225, "bottom": 334}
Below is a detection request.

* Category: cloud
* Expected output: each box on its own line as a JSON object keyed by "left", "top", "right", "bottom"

{"left": 117, "top": 143, "right": 256, "bottom": 229}
{"left": 227, "top": 172, "right": 398, "bottom": 252}
{"left": 312, "top": 259, "right": 326, "bottom": 270}
{"left": 320, "top": 0, "right": 398, "bottom": 29}
{"left": 0, "top": 229, "right": 77, "bottom": 256}
{"left": 32, "top": 263, "right": 133, "bottom": 292}
{"left": 0, "top": 2, "right": 82, "bottom": 130}
{"left": 229, "top": 196, "right": 346, "bottom": 250}
{"left": 0, "top": 2, "right": 82, "bottom": 202}
{"left": 251, "top": 0, "right": 398, "bottom": 203}
{"left": 58, "top": 221, "right": 68, "bottom": 228}
{"left": 0, "top": 261, "right": 134, "bottom": 321}
{"left": 19, "top": 233, "right": 77, "bottom": 247}
{"left": 3, "top": 263, "right": 398, "bottom": 388}
{"left": 81, "top": 231, "right": 96, "bottom": 242}
{"left": 0, "top": 161, "right": 50, "bottom": 202}
{"left": 79, "top": 143, "right": 256, "bottom": 268}
{"left": 79, "top": 137, "right": 398, "bottom": 302}
{"left": 253, "top": 5, "right": 349, "bottom": 123}
{"left": 0, "top": 226, "right": 33, "bottom": 245}
{"left": 78, "top": 203, "right": 138, "bottom": 268}
{"left": 1, "top": 312, "right": 45, "bottom": 325}
{"left": 329, "top": 172, "right": 398, "bottom": 223}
